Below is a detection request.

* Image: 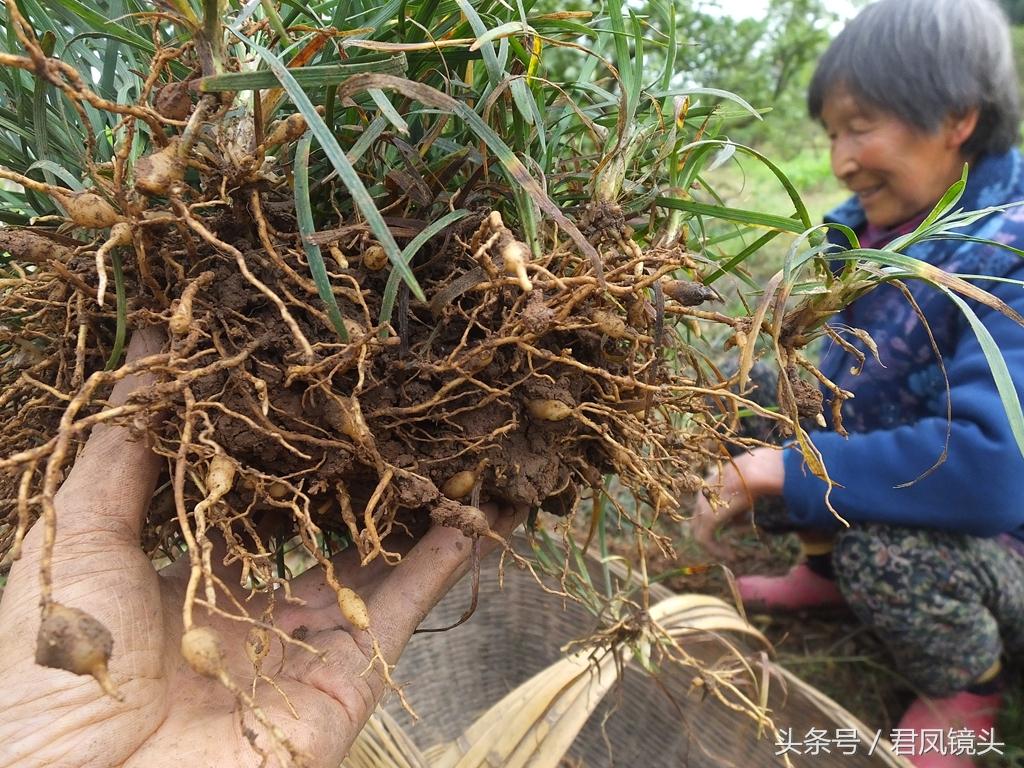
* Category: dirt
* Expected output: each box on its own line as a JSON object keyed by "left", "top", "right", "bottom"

{"left": 781, "top": 365, "right": 825, "bottom": 422}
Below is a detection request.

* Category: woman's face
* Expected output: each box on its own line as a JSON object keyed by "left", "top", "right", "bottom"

{"left": 820, "top": 88, "right": 978, "bottom": 229}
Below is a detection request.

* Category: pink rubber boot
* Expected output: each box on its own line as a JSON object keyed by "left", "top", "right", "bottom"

{"left": 896, "top": 690, "right": 1002, "bottom": 767}
{"left": 737, "top": 563, "right": 845, "bottom": 611}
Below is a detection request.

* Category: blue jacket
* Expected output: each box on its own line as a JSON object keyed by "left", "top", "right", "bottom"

{"left": 783, "top": 149, "right": 1024, "bottom": 541}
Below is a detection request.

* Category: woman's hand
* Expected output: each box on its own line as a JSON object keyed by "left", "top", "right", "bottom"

{"left": 0, "top": 329, "right": 524, "bottom": 768}
{"left": 691, "top": 447, "right": 785, "bottom": 560}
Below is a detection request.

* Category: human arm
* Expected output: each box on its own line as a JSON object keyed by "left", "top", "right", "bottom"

{"left": 784, "top": 271, "right": 1024, "bottom": 536}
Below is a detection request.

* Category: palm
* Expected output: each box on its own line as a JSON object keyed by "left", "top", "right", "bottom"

{"left": 0, "top": 478, "right": 380, "bottom": 768}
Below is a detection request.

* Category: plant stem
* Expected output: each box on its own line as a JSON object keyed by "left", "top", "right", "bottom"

{"left": 199, "top": 0, "right": 225, "bottom": 75}
{"left": 259, "top": 0, "right": 290, "bottom": 44}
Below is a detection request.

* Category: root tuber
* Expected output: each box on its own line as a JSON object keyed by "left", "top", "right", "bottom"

{"left": 263, "top": 113, "right": 308, "bottom": 149}
{"left": 245, "top": 625, "right": 271, "bottom": 667}
{"left": 204, "top": 454, "right": 236, "bottom": 499}
{"left": 60, "top": 191, "right": 123, "bottom": 230}
{"left": 336, "top": 587, "right": 369, "bottom": 632}
{"left": 170, "top": 270, "right": 215, "bottom": 335}
{"left": 526, "top": 398, "right": 574, "bottom": 422}
{"left": 499, "top": 238, "right": 532, "bottom": 292}
{"left": 442, "top": 469, "right": 478, "bottom": 500}
{"left": 36, "top": 603, "right": 122, "bottom": 700}
{"left": 362, "top": 244, "right": 388, "bottom": 272}
{"left": 591, "top": 308, "right": 635, "bottom": 340}
{"left": 135, "top": 139, "right": 185, "bottom": 197}
{"left": 662, "top": 279, "right": 719, "bottom": 307}
{"left": 181, "top": 626, "right": 225, "bottom": 678}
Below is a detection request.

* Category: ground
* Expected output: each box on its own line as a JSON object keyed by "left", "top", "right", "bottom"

{"left": 650, "top": 521, "right": 1024, "bottom": 767}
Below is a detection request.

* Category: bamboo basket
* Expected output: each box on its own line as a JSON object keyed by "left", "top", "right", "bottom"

{"left": 344, "top": 538, "right": 909, "bottom": 768}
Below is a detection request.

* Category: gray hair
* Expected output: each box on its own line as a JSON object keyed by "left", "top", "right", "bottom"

{"left": 808, "top": 0, "right": 1021, "bottom": 156}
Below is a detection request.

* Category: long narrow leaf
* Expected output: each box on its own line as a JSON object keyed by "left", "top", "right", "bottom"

{"left": 835, "top": 248, "right": 1024, "bottom": 324}
{"left": 946, "top": 291, "right": 1024, "bottom": 457}
{"left": 658, "top": 0, "right": 676, "bottom": 93}
{"left": 199, "top": 56, "right": 408, "bottom": 92}
{"left": 705, "top": 229, "right": 785, "bottom": 284}
{"left": 98, "top": 3, "right": 122, "bottom": 101}
{"left": 455, "top": 0, "right": 502, "bottom": 87}
{"left": 230, "top": 27, "right": 425, "bottom": 300}
{"left": 919, "top": 164, "right": 968, "bottom": 230}
{"left": 368, "top": 88, "right": 409, "bottom": 135}
{"left": 656, "top": 197, "right": 807, "bottom": 235}
{"left": 103, "top": 250, "right": 127, "bottom": 370}
{"left": 346, "top": 115, "right": 388, "bottom": 164}
{"left": 470, "top": 20, "right": 530, "bottom": 50}
{"left": 31, "top": 35, "right": 55, "bottom": 187}
{"left": 649, "top": 87, "right": 761, "bottom": 121}
{"left": 605, "top": 0, "right": 637, "bottom": 125}
{"left": 295, "top": 134, "right": 349, "bottom": 343}
{"left": 677, "top": 139, "right": 812, "bottom": 229}
{"left": 26, "top": 160, "right": 82, "bottom": 190}
{"left": 44, "top": 0, "right": 156, "bottom": 53}
{"left": 378, "top": 209, "right": 470, "bottom": 329}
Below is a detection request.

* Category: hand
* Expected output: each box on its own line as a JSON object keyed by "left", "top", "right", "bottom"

{"left": 691, "top": 447, "right": 784, "bottom": 560}
{"left": 0, "top": 328, "right": 524, "bottom": 768}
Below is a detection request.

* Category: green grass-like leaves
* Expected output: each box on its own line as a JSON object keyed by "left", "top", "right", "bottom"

{"left": 294, "top": 134, "right": 350, "bottom": 343}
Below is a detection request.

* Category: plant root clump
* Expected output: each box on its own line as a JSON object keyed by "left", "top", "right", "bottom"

{"left": 1, "top": 188, "right": 722, "bottom": 567}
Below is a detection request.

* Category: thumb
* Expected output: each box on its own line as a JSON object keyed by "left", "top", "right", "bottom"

{"left": 365, "top": 502, "right": 528, "bottom": 661}
{"left": 57, "top": 327, "right": 166, "bottom": 541}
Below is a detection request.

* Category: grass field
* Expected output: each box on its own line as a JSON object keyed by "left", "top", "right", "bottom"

{"left": 705, "top": 137, "right": 848, "bottom": 276}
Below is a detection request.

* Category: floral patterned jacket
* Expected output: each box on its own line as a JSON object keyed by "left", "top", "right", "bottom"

{"left": 783, "top": 148, "right": 1024, "bottom": 541}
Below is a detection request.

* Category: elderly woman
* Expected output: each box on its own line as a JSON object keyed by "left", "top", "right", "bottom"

{"left": 693, "top": 1, "right": 1024, "bottom": 766}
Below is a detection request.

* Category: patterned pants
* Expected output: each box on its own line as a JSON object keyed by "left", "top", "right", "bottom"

{"left": 826, "top": 524, "right": 1024, "bottom": 697}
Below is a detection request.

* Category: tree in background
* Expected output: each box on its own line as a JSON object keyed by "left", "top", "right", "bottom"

{"left": 1001, "top": 0, "right": 1024, "bottom": 24}
{"left": 530, "top": 0, "right": 845, "bottom": 156}
{"left": 675, "top": 0, "right": 837, "bottom": 151}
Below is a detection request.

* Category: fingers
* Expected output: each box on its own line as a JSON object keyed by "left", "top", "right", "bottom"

{"left": 364, "top": 503, "right": 528, "bottom": 661}
{"left": 283, "top": 502, "right": 526, "bottom": 632}
{"left": 692, "top": 494, "right": 735, "bottom": 561}
{"left": 693, "top": 460, "right": 754, "bottom": 560}
{"left": 56, "top": 327, "right": 165, "bottom": 541}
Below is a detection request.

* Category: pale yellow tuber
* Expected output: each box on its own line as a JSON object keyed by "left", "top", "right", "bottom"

{"left": 526, "top": 398, "right": 574, "bottom": 422}
{"left": 264, "top": 113, "right": 308, "bottom": 149}
{"left": 590, "top": 308, "right": 634, "bottom": 340}
{"left": 500, "top": 239, "right": 532, "bottom": 292}
{"left": 135, "top": 139, "right": 185, "bottom": 197}
{"left": 337, "top": 587, "right": 370, "bottom": 632}
{"left": 442, "top": 469, "right": 478, "bottom": 500}
{"left": 35, "top": 603, "right": 122, "bottom": 700}
{"left": 61, "top": 191, "right": 123, "bottom": 230}
{"left": 245, "top": 625, "right": 271, "bottom": 667}
{"left": 181, "top": 626, "right": 225, "bottom": 679}
{"left": 362, "top": 244, "right": 388, "bottom": 271}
